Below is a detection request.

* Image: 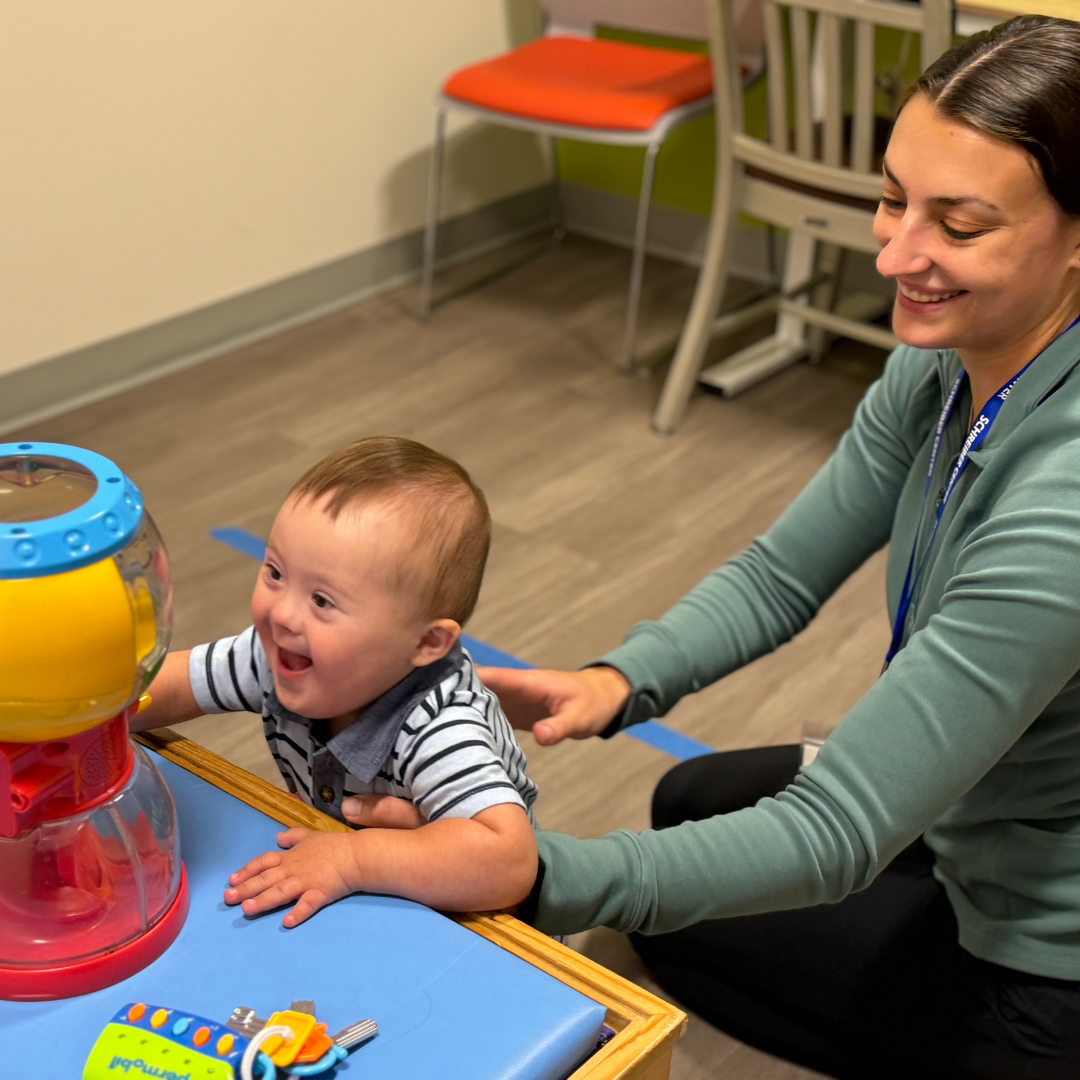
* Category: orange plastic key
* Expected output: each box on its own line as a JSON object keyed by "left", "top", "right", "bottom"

{"left": 294, "top": 1023, "right": 333, "bottom": 1064}
{"left": 262, "top": 1010, "right": 317, "bottom": 1067}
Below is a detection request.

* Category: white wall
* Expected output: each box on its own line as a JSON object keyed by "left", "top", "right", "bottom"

{"left": 0, "top": 1, "right": 547, "bottom": 378}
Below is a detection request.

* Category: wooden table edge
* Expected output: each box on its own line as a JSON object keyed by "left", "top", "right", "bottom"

{"left": 136, "top": 728, "right": 687, "bottom": 1080}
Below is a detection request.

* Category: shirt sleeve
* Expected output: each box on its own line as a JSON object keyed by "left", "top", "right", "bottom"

{"left": 596, "top": 345, "right": 942, "bottom": 731}
{"left": 189, "top": 626, "right": 269, "bottom": 715}
{"left": 398, "top": 705, "right": 528, "bottom": 822}
{"left": 530, "top": 357, "right": 1080, "bottom": 939}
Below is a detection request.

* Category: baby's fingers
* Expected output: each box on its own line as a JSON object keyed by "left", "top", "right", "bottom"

{"left": 283, "top": 888, "right": 331, "bottom": 928}
{"left": 227, "top": 850, "right": 283, "bottom": 889}
{"left": 234, "top": 874, "right": 305, "bottom": 916}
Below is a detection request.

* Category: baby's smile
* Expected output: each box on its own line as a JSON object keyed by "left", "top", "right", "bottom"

{"left": 276, "top": 645, "right": 313, "bottom": 674}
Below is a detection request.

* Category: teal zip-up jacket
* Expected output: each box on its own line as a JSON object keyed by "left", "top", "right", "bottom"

{"left": 533, "top": 325, "right": 1080, "bottom": 979}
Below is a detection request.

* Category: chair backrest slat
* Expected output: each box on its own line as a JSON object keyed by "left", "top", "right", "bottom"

{"left": 710, "top": 0, "right": 950, "bottom": 183}
{"left": 789, "top": 6, "right": 815, "bottom": 160}
{"left": 540, "top": 0, "right": 708, "bottom": 38}
{"left": 851, "top": 20, "right": 877, "bottom": 172}
{"left": 763, "top": 1, "right": 789, "bottom": 151}
{"left": 784, "top": 0, "right": 924, "bottom": 33}
{"left": 820, "top": 14, "right": 844, "bottom": 167}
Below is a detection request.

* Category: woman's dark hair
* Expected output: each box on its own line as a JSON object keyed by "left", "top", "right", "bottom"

{"left": 900, "top": 16, "right": 1080, "bottom": 216}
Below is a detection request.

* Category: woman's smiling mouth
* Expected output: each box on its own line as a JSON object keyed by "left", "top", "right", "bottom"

{"left": 898, "top": 282, "right": 966, "bottom": 304}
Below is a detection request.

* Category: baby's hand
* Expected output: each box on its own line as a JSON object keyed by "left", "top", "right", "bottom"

{"left": 224, "top": 828, "right": 361, "bottom": 927}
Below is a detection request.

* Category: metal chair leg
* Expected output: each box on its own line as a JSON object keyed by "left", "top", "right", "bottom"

{"left": 549, "top": 135, "right": 565, "bottom": 242}
{"left": 419, "top": 107, "right": 447, "bottom": 320}
{"left": 620, "top": 141, "right": 660, "bottom": 372}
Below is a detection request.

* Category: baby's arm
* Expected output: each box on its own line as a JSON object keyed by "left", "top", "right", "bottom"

{"left": 224, "top": 804, "right": 537, "bottom": 926}
{"left": 131, "top": 651, "right": 202, "bottom": 732}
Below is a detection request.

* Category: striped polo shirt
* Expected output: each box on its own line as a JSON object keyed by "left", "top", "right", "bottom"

{"left": 188, "top": 627, "right": 536, "bottom": 826}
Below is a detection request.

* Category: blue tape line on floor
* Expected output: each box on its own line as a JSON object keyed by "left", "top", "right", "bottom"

{"left": 209, "top": 527, "right": 715, "bottom": 762}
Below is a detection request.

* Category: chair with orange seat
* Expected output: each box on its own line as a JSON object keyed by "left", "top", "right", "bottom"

{"left": 420, "top": 0, "right": 765, "bottom": 371}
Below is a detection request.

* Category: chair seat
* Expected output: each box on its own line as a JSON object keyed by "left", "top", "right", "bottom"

{"left": 443, "top": 36, "right": 712, "bottom": 132}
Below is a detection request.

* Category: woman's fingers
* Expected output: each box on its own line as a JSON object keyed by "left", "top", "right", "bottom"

{"left": 341, "top": 794, "right": 426, "bottom": 829}
{"left": 276, "top": 827, "right": 310, "bottom": 849}
{"left": 475, "top": 667, "right": 557, "bottom": 728}
{"left": 478, "top": 666, "right": 632, "bottom": 746}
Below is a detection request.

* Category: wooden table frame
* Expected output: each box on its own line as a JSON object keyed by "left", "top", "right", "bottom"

{"left": 136, "top": 729, "right": 687, "bottom": 1080}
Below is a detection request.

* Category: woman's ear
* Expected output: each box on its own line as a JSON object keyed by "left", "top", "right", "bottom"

{"left": 411, "top": 619, "right": 460, "bottom": 667}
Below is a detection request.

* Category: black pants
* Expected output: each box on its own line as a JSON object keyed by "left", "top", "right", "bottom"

{"left": 631, "top": 746, "right": 1080, "bottom": 1079}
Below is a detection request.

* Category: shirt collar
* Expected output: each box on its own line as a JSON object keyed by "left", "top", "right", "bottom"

{"left": 324, "top": 640, "right": 466, "bottom": 782}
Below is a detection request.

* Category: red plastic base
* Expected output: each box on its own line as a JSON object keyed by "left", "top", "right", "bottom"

{"left": 0, "top": 863, "right": 189, "bottom": 1001}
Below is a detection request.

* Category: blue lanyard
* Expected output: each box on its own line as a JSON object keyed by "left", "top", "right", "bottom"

{"left": 883, "top": 323, "right": 1080, "bottom": 666}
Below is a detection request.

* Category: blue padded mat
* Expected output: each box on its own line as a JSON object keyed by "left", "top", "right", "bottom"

{"left": 0, "top": 754, "right": 605, "bottom": 1079}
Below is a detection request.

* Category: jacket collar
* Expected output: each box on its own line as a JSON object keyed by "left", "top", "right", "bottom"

{"left": 934, "top": 318, "right": 1080, "bottom": 466}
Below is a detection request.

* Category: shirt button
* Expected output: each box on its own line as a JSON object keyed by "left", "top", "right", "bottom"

{"left": 319, "top": 785, "right": 335, "bottom": 803}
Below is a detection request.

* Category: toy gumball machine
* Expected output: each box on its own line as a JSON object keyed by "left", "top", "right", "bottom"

{"left": 0, "top": 442, "right": 188, "bottom": 1001}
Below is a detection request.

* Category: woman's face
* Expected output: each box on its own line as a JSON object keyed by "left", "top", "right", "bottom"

{"left": 874, "top": 94, "right": 1080, "bottom": 356}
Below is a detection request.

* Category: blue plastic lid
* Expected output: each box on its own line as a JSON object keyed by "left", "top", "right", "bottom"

{"left": 0, "top": 442, "right": 144, "bottom": 579}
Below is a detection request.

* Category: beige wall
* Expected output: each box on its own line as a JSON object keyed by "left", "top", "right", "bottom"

{"left": 0, "top": 1, "right": 547, "bottom": 379}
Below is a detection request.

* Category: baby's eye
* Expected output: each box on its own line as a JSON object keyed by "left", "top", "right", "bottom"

{"left": 265, "top": 563, "right": 282, "bottom": 581}
{"left": 312, "top": 593, "right": 332, "bottom": 609}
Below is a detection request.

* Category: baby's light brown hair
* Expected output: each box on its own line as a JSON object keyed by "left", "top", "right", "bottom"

{"left": 289, "top": 436, "right": 491, "bottom": 625}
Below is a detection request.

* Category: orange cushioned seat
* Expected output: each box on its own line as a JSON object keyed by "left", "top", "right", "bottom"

{"left": 443, "top": 36, "right": 713, "bottom": 132}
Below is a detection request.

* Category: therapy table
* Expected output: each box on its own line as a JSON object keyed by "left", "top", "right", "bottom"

{"left": 1, "top": 730, "right": 685, "bottom": 1080}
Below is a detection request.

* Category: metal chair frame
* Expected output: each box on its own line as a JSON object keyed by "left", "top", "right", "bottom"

{"left": 652, "top": 0, "right": 952, "bottom": 433}
{"left": 419, "top": 6, "right": 719, "bottom": 372}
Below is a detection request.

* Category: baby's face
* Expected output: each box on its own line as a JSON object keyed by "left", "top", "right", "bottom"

{"left": 251, "top": 495, "right": 440, "bottom": 720}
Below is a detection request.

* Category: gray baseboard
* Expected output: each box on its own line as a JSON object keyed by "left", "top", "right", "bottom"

{"left": 559, "top": 181, "right": 777, "bottom": 285}
{"left": 559, "top": 181, "right": 893, "bottom": 304}
{"left": 0, "top": 184, "right": 554, "bottom": 436}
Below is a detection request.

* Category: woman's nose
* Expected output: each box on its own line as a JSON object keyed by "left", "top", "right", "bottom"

{"left": 876, "top": 215, "right": 933, "bottom": 279}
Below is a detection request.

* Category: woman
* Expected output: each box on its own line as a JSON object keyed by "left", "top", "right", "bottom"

{"left": 483, "top": 18, "right": 1080, "bottom": 1080}
{"left": 352, "top": 17, "right": 1080, "bottom": 1078}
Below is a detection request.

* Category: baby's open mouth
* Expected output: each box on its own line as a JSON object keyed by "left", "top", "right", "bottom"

{"left": 278, "top": 647, "right": 313, "bottom": 672}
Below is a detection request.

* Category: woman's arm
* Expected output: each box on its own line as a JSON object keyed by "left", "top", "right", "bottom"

{"left": 528, "top": 410, "right": 1080, "bottom": 936}
{"left": 486, "top": 346, "right": 941, "bottom": 743}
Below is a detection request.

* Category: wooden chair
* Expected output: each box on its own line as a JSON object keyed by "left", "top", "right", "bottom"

{"left": 420, "top": 0, "right": 765, "bottom": 372}
{"left": 652, "top": 0, "right": 952, "bottom": 434}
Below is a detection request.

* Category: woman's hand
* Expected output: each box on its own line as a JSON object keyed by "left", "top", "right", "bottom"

{"left": 476, "top": 665, "right": 631, "bottom": 746}
{"left": 341, "top": 794, "right": 426, "bottom": 830}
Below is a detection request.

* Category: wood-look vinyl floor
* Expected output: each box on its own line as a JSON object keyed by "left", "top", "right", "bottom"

{"left": 15, "top": 235, "right": 891, "bottom": 1080}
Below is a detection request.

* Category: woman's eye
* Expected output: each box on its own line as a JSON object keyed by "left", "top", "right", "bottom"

{"left": 265, "top": 563, "right": 282, "bottom": 581}
{"left": 879, "top": 196, "right": 905, "bottom": 211}
{"left": 313, "top": 593, "right": 331, "bottom": 609}
{"left": 941, "top": 222, "right": 988, "bottom": 241}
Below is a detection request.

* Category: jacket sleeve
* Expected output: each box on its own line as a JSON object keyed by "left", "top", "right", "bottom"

{"left": 599, "top": 345, "right": 940, "bottom": 730}
{"left": 532, "top": 373, "right": 1080, "bottom": 937}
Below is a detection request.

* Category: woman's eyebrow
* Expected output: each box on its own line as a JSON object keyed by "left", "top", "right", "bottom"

{"left": 930, "top": 194, "right": 1001, "bottom": 212}
{"left": 882, "top": 157, "right": 999, "bottom": 212}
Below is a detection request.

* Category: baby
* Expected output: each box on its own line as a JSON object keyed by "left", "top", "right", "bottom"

{"left": 134, "top": 436, "right": 537, "bottom": 926}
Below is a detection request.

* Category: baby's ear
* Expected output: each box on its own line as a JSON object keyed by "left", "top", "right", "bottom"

{"left": 412, "top": 619, "right": 460, "bottom": 667}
